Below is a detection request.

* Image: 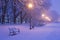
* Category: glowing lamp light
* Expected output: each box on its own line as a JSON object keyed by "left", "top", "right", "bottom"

{"left": 27, "top": 3, "right": 33, "bottom": 9}
{"left": 42, "top": 14, "right": 45, "bottom": 17}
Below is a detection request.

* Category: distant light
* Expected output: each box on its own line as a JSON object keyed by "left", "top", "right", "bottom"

{"left": 45, "top": 16, "right": 51, "bottom": 21}
{"left": 41, "top": 14, "right": 51, "bottom": 21}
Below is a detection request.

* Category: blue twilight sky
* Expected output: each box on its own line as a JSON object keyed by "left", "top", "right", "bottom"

{"left": 51, "top": 0, "right": 60, "bottom": 14}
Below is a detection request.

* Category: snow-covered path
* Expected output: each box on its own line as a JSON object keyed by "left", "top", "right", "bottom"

{"left": 0, "top": 23, "right": 60, "bottom": 40}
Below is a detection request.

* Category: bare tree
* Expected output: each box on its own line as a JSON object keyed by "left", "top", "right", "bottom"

{"left": 1, "top": 0, "right": 8, "bottom": 24}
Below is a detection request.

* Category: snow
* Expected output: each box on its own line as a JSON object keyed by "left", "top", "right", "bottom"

{"left": 0, "top": 23, "right": 60, "bottom": 40}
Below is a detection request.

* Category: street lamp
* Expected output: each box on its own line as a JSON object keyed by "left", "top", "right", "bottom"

{"left": 27, "top": 3, "right": 34, "bottom": 29}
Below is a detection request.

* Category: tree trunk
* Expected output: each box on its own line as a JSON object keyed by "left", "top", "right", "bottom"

{"left": 13, "top": 0, "right": 16, "bottom": 24}
{"left": 20, "top": 11, "right": 23, "bottom": 24}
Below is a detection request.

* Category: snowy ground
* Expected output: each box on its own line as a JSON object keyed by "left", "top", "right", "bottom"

{"left": 0, "top": 23, "right": 60, "bottom": 40}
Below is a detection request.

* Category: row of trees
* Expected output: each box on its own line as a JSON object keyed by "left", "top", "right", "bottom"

{"left": 0, "top": 0, "right": 55, "bottom": 24}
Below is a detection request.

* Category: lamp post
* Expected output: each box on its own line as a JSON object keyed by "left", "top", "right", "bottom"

{"left": 27, "top": 3, "right": 34, "bottom": 29}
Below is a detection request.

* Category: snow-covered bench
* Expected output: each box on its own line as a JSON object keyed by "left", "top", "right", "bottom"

{"left": 9, "top": 27, "right": 20, "bottom": 36}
